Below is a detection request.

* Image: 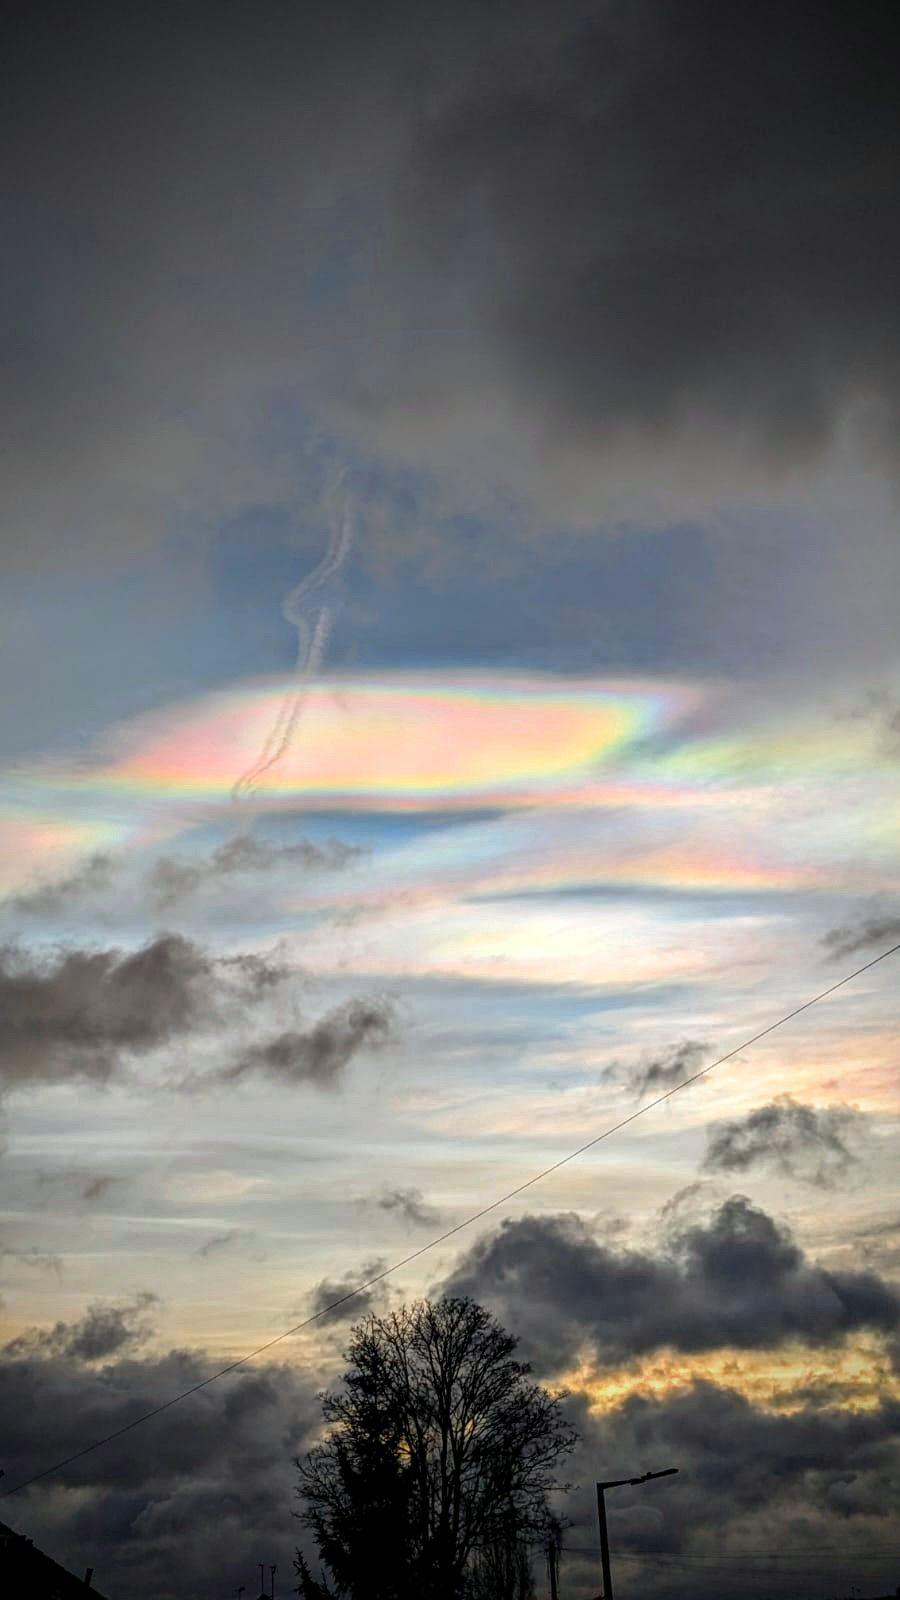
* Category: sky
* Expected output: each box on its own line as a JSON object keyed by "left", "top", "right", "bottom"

{"left": 1, "top": 3, "right": 899, "bottom": 1597}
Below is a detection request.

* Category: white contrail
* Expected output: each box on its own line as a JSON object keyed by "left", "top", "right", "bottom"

{"left": 232, "top": 470, "right": 356, "bottom": 803}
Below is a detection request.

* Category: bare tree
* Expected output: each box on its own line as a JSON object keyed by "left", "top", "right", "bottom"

{"left": 295, "top": 1298, "right": 576, "bottom": 1600}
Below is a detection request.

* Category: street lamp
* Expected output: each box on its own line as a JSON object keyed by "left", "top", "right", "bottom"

{"left": 595, "top": 1467, "right": 678, "bottom": 1600}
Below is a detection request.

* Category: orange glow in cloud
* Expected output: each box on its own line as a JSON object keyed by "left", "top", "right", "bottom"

{"left": 564, "top": 1332, "right": 899, "bottom": 1415}
{"left": 97, "top": 673, "right": 699, "bottom": 808}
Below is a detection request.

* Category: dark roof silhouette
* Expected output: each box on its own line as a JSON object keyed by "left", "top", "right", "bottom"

{"left": 0, "top": 1517, "right": 109, "bottom": 1598}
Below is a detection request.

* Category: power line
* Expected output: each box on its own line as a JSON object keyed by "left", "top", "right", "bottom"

{"left": 2, "top": 937, "right": 898, "bottom": 1501}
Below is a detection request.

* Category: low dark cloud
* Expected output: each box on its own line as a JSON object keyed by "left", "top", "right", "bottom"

{"left": 216, "top": 997, "right": 397, "bottom": 1089}
{"left": 374, "top": 1186, "right": 442, "bottom": 1228}
{"left": 703, "top": 1096, "right": 863, "bottom": 1188}
{"left": 628, "top": 1039, "right": 712, "bottom": 1100}
{"left": 559, "top": 1380, "right": 900, "bottom": 1600}
{"left": 0, "top": 1334, "right": 320, "bottom": 1599}
{"left": 0, "top": 935, "right": 285, "bottom": 1091}
{"left": 308, "top": 1259, "right": 390, "bottom": 1324}
{"left": 1, "top": 1316, "right": 897, "bottom": 1600}
{"left": 4, "top": 1293, "right": 159, "bottom": 1364}
{"left": 823, "top": 911, "right": 900, "bottom": 961}
{"left": 443, "top": 1197, "right": 900, "bottom": 1374}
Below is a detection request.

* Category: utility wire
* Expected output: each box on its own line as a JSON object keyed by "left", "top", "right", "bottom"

{"left": 3, "top": 938, "right": 898, "bottom": 1501}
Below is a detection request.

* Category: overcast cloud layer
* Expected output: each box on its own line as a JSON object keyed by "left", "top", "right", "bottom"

{"left": 3, "top": 0, "right": 900, "bottom": 563}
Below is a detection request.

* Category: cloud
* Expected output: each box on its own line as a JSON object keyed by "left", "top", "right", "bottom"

{"left": 0, "top": 934, "right": 285, "bottom": 1091}
{"left": 0, "top": 1334, "right": 321, "bottom": 1599}
{"left": 703, "top": 1096, "right": 862, "bottom": 1188}
{"left": 823, "top": 911, "right": 900, "bottom": 960}
{"left": 194, "top": 1230, "right": 241, "bottom": 1260}
{"left": 442, "top": 1197, "right": 900, "bottom": 1374}
{"left": 35, "top": 1169, "right": 121, "bottom": 1205}
{"left": 628, "top": 1039, "right": 712, "bottom": 1100}
{"left": 10, "top": 853, "right": 117, "bottom": 916}
{"left": 308, "top": 1259, "right": 390, "bottom": 1324}
{"left": 0, "top": 1236, "right": 63, "bottom": 1295}
{"left": 2, "top": 1, "right": 899, "bottom": 569}
{"left": 81, "top": 1174, "right": 119, "bottom": 1204}
{"left": 8, "top": 836, "right": 363, "bottom": 919}
{"left": 1, "top": 1319, "right": 897, "bottom": 1600}
{"left": 559, "top": 1380, "right": 900, "bottom": 1599}
{"left": 4, "top": 1293, "right": 159, "bottom": 1364}
{"left": 215, "top": 997, "right": 397, "bottom": 1089}
{"left": 147, "top": 834, "right": 362, "bottom": 910}
{"left": 373, "top": 1186, "right": 442, "bottom": 1228}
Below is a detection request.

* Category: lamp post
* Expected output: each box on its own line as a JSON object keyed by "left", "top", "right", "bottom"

{"left": 596, "top": 1466, "right": 678, "bottom": 1600}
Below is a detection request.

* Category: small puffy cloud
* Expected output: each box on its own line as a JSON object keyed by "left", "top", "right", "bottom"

{"left": 215, "top": 997, "right": 397, "bottom": 1089}
{"left": 703, "top": 1096, "right": 863, "bottom": 1187}
{"left": 194, "top": 1230, "right": 241, "bottom": 1260}
{"left": 628, "top": 1039, "right": 712, "bottom": 1100}
{"left": 823, "top": 911, "right": 900, "bottom": 961}
{"left": 373, "top": 1186, "right": 442, "bottom": 1228}
{"left": 308, "top": 1259, "right": 390, "bottom": 1325}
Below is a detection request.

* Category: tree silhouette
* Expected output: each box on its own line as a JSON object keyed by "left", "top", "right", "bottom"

{"left": 294, "top": 1297, "right": 576, "bottom": 1600}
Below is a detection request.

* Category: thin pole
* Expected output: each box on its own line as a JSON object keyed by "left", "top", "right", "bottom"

{"left": 548, "top": 1531, "right": 559, "bottom": 1600}
{"left": 596, "top": 1484, "right": 613, "bottom": 1600}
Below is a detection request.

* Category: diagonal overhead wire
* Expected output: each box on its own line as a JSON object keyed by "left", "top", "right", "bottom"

{"left": 2, "top": 937, "right": 898, "bottom": 1500}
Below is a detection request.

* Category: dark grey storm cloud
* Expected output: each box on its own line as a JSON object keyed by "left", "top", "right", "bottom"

{"left": 0, "top": 1334, "right": 320, "bottom": 1600}
{"left": 216, "top": 997, "right": 397, "bottom": 1088}
{"left": 443, "top": 1197, "right": 900, "bottom": 1373}
{"left": 559, "top": 1381, "right": 900, "bottom": 1600}
{"left": 0, "top": 934, "right": 285, "bottom": 1090}
{"left": 703, "top": 1096, "right": 863, "bottom": 1188}
{"left": 1, "top": 1318, "right": 897, "bottom": 1600}
{"left": 628, "top": 1039, "right": 712, "bottom": 1100}
{"left": 2, "top": 0, "right": 899, "bottom": 565}
{"left": 823, "top": 911, "right": 900, "bottom": 960}
{"left": 374, "top": 1186, "right": 442, "bottom": 1228}
{"left": 4, "top": 1293, "right": 159, "bottom": 1363}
